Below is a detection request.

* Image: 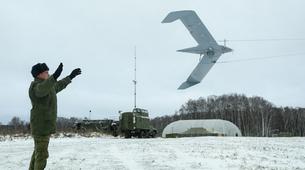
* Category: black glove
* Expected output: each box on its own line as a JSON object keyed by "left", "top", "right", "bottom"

{"left": 69, "top": 68, "right": 81, "bottom": 80}
{"left": 53, "top": 63, "right": 63, "bottom": 80}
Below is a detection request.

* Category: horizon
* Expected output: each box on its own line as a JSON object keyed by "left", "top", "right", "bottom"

{"left": 1, "top": 93, "right": 304, "bottom": 125}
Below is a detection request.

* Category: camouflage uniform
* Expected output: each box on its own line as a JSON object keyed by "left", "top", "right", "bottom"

{"left": 29, "top": 135, "right": 50, "bottom": 170}
{"left": 29, "top": 75, "right": 71, "bottom": 170}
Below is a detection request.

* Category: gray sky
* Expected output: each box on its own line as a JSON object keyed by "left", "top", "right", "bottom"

{"left": 1, "top": 0, "right": 305, "bottom": 124}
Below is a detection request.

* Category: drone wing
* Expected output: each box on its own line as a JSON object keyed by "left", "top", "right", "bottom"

{"left": 178, "top": 53, "right": 221, "bottom": 89}
{"left": 162, "top": 10, "right": 218, "bottom": 50}
{"left": 162, "top": 10, "right": 232, "bottom": 89}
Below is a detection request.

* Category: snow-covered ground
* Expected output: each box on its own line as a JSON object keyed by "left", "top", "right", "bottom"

{"left": 0, "top": 136, "right": 304, "bottom": 170}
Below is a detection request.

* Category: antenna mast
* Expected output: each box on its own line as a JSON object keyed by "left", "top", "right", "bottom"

{"left": 133, "top": 46, "right": 137, "bottom": 109}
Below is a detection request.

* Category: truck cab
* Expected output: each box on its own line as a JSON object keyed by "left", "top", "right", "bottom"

{"left": 119, "top": 108, "right": 157, "bottom": 138}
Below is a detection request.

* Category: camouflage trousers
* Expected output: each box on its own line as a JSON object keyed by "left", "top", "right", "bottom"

{"left": 29, "top": 135, "right": 50, "bottom": 170}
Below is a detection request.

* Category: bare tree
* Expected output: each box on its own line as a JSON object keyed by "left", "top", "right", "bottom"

{"left": 9, "top": 117, "right": 24, "bottom": 128}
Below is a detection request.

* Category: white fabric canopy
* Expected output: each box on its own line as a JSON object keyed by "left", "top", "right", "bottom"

{"left": 162, "top": 119, "right": 242, "bottom": 137}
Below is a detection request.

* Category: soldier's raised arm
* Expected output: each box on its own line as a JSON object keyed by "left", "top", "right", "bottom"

{"left": 54, "top": 68, "right": 81, "bottom": 93}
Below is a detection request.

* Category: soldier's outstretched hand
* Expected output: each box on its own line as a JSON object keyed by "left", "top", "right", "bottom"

{"left": 53, "top": 63, "right": 63, "bottom": 80}
{"left": 69, "top": 68, "right": 81, "bottom": 80}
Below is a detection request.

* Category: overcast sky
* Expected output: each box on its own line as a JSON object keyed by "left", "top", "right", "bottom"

{"left": 1, "top": 0, "right": 305, "bottom": 124}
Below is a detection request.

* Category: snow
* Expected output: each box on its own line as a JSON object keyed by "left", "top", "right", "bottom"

{"left": 0, "top": 136, "right": 304, "bottom": 170}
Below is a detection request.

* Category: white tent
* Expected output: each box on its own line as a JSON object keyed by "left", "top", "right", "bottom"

{"left": 162, "top": 119, "right": 242, "bottom": 138}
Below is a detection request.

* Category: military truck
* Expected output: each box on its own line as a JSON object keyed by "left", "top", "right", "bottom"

{"left": 73, "top": 108, "right": 157, "bottom": 138}
{"left": 119, "top": 108, "right": 157, "bottom": 138}
{"left": 74, "top": 119, "right": 119, "bottom": 136}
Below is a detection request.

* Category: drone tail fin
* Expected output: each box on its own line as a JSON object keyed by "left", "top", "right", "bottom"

{"left": 177, "top": 46, "right": 204, "bottom": 54}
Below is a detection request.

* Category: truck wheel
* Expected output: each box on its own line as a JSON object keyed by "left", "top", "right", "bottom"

{"left": 113, "top": 131, "right": 118, "bottom": 137}
{"left": 125, "top": 131, "right": 131, "bottom": 138}
{"left": 151, "top": 131, "right": 156, "bottom": 138}
{"left": 144, "top": 131, "right": 150, "bottom": 138}
{"left": 138, "top": 131, "right": 145, "bottom": 138}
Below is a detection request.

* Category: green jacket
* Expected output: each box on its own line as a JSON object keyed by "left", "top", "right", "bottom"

{"left": 29, "top": 75, "right": 71, "bottom": 136}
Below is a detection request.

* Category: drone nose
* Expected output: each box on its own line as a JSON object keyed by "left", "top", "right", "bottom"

{"left": 221, "top": 46, "right": 233, "bottom": 54}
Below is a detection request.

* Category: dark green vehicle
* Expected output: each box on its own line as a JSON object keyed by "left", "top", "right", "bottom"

{"left": 74, "top": 119, "right": 119, "bottom": 136}
{"left": 73, "top": 108, "right": 157, "bottom": 138}
{"left": 119, "top": 108, "right": 157, "bottom": 138}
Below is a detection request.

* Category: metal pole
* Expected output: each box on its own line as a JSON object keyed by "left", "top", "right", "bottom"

{"left": 133, "top": 46, "right": 137, "bottom": 109}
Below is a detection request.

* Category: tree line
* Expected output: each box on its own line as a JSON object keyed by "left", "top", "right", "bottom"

{"left": 151, "top": 94, "right": 305, "bottom": 137}
{"left": 0, "top": 117, "right": 30, "bottom": 135}
{"left": 0, "top": 117, "right": 82, "bottom": 136}
{"left": 2, "top": 94, "right": 304, "bottom": 137}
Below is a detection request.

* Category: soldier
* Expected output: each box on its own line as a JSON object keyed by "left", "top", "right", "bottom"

{"left": 28, "top": 63, "right": 81, "bottom": 170}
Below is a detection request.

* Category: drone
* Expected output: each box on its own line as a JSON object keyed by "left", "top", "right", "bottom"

{"left": 162, "top": 10, "right": 232, "bottom": 89}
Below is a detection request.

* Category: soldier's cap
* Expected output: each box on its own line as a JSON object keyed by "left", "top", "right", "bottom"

{"left": 31, "top": 63, "right": 49, "bottom": 78}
